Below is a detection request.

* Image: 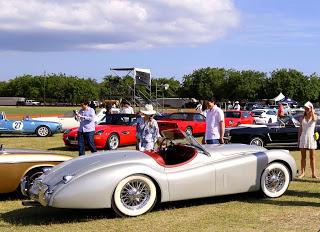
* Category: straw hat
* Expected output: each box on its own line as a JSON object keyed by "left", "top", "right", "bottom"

{"left": 140, "top": 104, "right": 156, "bottom": 115}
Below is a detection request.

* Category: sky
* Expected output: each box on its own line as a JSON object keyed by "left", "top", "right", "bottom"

{"left": 0, "top": 0, "right": 320, "bottom": 82}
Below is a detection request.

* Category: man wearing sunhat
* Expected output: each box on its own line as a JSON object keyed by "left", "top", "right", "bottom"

{"left": 234, "top": 101, "right": 240, "bottom": 111}
{"left": 137, "top": 104, "right": 160, "bottom": 151}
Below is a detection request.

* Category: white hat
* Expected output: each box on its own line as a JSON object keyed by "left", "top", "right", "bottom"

{"left": 304, "top": 101, "right": 313, "bottom": 109}
{"left": 140, "top": 104, "right": 156, "bottom": 115}
{"left": 235, "top": 101, "right": 239, "bottom": 104}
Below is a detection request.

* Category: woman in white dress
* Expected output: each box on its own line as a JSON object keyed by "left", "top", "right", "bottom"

{"left": 298, "top": 101, "right": 319, "bottom": 179}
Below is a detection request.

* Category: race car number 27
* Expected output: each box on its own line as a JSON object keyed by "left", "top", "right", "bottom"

{"left": 13, "top": 121, "right": 24, "bottom": 130}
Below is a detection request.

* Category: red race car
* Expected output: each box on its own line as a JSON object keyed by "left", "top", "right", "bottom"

{"left": 63, "top": 114, "right": 137, "bottom": 150}
{"left": 224, "top": 110, "right": 255, "bottom": 127}
{"left": 157, "top": 112, "right": 206, "bottom": 135}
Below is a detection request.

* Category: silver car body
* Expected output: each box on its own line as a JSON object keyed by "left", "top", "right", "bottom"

{"left": 25, "top": 129, "right": 296, "bottom": 212}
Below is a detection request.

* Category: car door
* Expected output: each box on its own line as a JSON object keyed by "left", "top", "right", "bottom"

{"left": 1, "top": 119, "right": 25, "bottom": 134}
{"left": 165, "top": 156, "right": 214, "bottom": 201}
{"left": 241, "top": 111, "right": 252, "bottom": 124}
{"left": 118, "top": 115, "right": 137, "bottom": 145}
{"left": 192, "top": 113, "right": 206, "bottom": 134}
{"left": 268, "top": 122, "right": 298, "bottom": 143}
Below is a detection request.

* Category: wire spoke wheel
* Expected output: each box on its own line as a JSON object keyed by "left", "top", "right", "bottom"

{"left": 112, "top": 175, "right": 157, "bottom": 217}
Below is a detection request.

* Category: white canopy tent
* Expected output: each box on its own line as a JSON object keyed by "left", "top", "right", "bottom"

{"left": 272, "top": 92, "right": 285, "bottom": 103}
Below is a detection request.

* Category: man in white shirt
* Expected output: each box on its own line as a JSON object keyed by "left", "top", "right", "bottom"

{"left": 204, "top": 97, "right": 225, "bottom": 144}
{"left": 120, "top": 101, "right": 134, "bottom": 114}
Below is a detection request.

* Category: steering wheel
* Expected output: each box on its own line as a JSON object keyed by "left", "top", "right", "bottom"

{"left": 159, "top": 138, "right": 173, "bottom": 152}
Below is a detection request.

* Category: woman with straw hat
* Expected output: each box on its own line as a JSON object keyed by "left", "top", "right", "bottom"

{"left": 298, "top": 101, "right": 319, "bottom": 179}
{"left": 137, "top": 104, "right": 160, "bottom": 151}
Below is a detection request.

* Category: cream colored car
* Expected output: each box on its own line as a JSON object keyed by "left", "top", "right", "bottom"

{"left": 0, "top": 145, "right": 72, "bottom": 195}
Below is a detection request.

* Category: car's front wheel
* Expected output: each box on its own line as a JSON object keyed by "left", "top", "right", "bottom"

{"left": 36, "top": 126, "right": 51, "bottom": 137}
{"left": 260, "top": 162, "right": 290, "bottom": 198}
{"left": 106, "top": 133, "right": 119, "bottom": 150}
{"left": 249, "top": 137, "right": 264, "bottom": 147}
{"left": 112, "top": 175, "right": 157, "bottom": 217}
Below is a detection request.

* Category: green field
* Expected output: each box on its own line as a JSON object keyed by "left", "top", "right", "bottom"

{"left": 0, "top": 107, "right": 319, "bottom": 232}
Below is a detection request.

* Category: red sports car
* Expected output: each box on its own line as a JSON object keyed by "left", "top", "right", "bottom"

{"left": 63, "top": 114, "right": 137, "bottom": 150}
{"left": 157, "top": 112, "right": 206, "bottom": 135}
{"left": 224, "top": 110, "right": 255, "bottom": 127}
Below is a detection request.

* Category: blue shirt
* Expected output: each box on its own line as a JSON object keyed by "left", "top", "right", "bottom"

{"left": 78, "top": 107, "right": 96, "bottom": 132}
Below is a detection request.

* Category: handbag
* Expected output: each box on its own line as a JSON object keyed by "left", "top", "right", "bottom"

{"left": 314, "top": 132, "right": 319, "bottom": 141}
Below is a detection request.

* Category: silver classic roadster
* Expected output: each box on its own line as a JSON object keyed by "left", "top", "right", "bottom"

{"left": 22, "top": 129, "right": 296, "bottom": 217}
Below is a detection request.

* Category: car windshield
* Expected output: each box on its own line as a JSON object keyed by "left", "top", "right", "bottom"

{"left": 225, "top": 112, "right": 241, "bottom": 118}
{"left": 252, "top": 110, "right": 264, "bottom": 116}
{"left": 161, "top": 129, "right": 210, "bottom": 156}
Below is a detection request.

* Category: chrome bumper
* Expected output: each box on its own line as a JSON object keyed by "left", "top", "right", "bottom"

{"left": 23, "top": 179, "right": 50, "bottom": 207}
{"left": 20, "top": 177, "right": 28, "bottom": 197}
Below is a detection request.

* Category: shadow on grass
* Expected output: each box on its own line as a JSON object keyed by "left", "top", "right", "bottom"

{"left": 2, "top": 191, "right": 319, "bottom": 226}
{"left": 1, "top": 207, "right": 116, "bottom": 225}
{"left": 0, "top": 192, "right": 23, "bottom": 201}
{"left": 294, "top": 178, "right": 320, "bottom": 183}
{"left": 285, "top": 189, "right": 320, "bottom": 198}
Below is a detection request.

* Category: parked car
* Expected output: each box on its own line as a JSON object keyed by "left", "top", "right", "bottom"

{"left": 224, "top": 110, "right": 255, "bottom": 127}
{"left": 251, "top": 109, "right": 278, "bottom": 124}
{"left": 63, "top": 114, "right": 137, "bottom": 150}
{"left": 0, "top": 145, "right": 72, "bottom": 195}
{"left": 23, "top": 128, "right": 296, "bottom": 217}
{"left": 0, "top": 112, "right": 62, "bottom": 137}
{"left": 244, "top": 102, "right": 264, "bottom": 111}
{"left": 25, "top": 100, "right": 40, "bottom": 106}
{"left": 157, "top": 112, "right": 206, "bottom": 135}
{"left": 33, "top": 108, "right": 106, "bottom": 131}
{"left": 225, "top": 115, "right": 320, "bottom": 147}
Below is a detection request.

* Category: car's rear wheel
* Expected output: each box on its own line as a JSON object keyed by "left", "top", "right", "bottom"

{"left": 185, "top": 126, "right": 193, "bottom": 135}
{"left": 268, "top": 118, "right": 272, "bottom": 124}
{"left": 249, "top": 137, "right": 264, "bottom": 147}
{"left": 36, "top": 126, "right": 51, "bottom": 137}
{"left": 106, "top": 133, "right": 119, "bottom": 150}
{"left": 260, "top": 162, "right": 290, "bottom": 198}
{"left": 112, "top": 175, "right": 157, "bottom": 217}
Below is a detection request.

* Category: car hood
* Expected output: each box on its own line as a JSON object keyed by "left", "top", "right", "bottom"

{"left": 42, "top": 150, "right": 153, "bottom": 186}
{"left": 204, "top": 143, "right": 267, "bottom": 158}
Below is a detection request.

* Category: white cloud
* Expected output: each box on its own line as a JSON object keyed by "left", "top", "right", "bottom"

{"left": 0, "top": 0, "right": 240, "bottom": 51}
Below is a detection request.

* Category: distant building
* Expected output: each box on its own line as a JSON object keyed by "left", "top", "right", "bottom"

{"left": 0, "top": 97, "right": 26, "bottom": 106}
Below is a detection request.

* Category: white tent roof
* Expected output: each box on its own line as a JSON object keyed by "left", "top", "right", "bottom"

{"left": 272, "top": 92, "right": 285, "bottom": 101}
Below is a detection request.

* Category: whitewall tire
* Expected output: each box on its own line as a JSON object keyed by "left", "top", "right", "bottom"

{"left": 260, "top": 162, "right": 290, "bottom": 198}
{"left": 112, "top": 175, "right": 157, "bottom": 217}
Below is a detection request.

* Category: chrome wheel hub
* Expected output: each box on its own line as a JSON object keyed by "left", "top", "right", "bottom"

{"left": 265, "top": 168, "right": 285, "bottom": 192}
{"left": 120, "top": 180, "right": 150, "bottom": 210}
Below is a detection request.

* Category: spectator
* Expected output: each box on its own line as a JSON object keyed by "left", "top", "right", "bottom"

{"left": 89, "top": 101, "right": 97, "bottom": 113}
{"left": 105, "top": 104, "right": 113, "bottom": 124}
{"left": 195, "top": 101, "right": 202, "bottom": 113}
{"left": 277, "top": 103, "right": 285, "bottom": 118}
{"left": 137, "top": 104, "right": 160, "bottom": 151}
{"left": 120, "top": 101, "right": 134, "bottom": 114}
{"left": 75, "top": 101, "right": 97, "bottom": 156}
{"left": 297, "top": 101, "right": 319, "bottom": 179}
{"left": 204, "top": 97, "right": 225, "bottom": 144}
{"left": 227, "top": 101, "right": 233, "bottom": 110}
{"left": 234, "top": 101, "right": 240, "bottom": 111}
{"left": 135, "top": 111, "right": 144, "bottom": 150}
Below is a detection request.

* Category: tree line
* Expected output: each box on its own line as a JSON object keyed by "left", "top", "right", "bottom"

{"left": 0, "top": 68, "right": 319, "bottom": 104}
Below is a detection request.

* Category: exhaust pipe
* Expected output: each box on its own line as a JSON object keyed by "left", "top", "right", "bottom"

{"left": 22, "top": 200, "right": 41, "bottom": 207}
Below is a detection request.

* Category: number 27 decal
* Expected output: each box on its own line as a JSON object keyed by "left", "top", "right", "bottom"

{"left": 12, "top": 121, "right": 24, "bottom": 130}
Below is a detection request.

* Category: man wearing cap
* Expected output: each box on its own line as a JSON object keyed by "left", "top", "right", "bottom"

{"left": 137, "top": 104, "right": 160, "bottom": 151}
{"left": 75, "top": 101, "right": 97, "bottom": 156}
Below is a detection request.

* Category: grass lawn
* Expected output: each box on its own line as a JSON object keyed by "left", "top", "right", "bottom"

{"left": 0, "top": 107, "right": 319, "bottom": 231}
